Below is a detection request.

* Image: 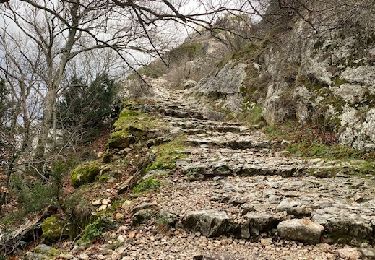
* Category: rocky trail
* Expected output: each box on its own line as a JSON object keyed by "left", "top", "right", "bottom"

{"left": 37, "top": 88, "right": 375, "bottom": 260}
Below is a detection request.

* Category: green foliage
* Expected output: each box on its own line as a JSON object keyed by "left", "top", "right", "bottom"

{"left": 10, "top": 175, "right": 58, "bottom": 214}
{"left": 357, "top": 160, "right": 375, "bottom": 175}
{"left": 63, "top": 187, "right": 95, "bottom": 238}
{"left": 57, "top": 74, "right": 118, "bottom": 141}
{"left": 138, "top": 65, "right": 165, "bottom": 79}
{"left": 264, "top": 123, "right": 375, "bottom": 164}
{"left": 78, "top": 216, "right": 114, "bottom": 245}
{"left": 133, "top": 177, "right": 161, "bottom": 194}
{"left": 41, "top": 216, "right": 67, "bottom": 242}
{"left": 240, "top": 103, "right": 265, "bottom": 126}
{"left": 231, "top": 42, "right": 260, "bottom": 61}
{"left": 168, "top": 42, "right": 204, "bottom": 62}
{"left": 286, "top": 142, "right": 362, "bottom": 159}
{"left": 33, "top": 244, "right": 60, "bottom": 257}
{"left": 71, "top": 161, "right": 101, "bottom": 188}
{"left": 146, "top": 137, "right": 186, "bottom": 171}
{"left": 333, "top": 76, "right": 349, "bottom": 86}
{"left": 113, "top": 108, "right": 160, "bottom": 131}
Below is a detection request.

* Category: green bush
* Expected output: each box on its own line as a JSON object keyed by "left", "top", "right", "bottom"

{"left": 56, "top": 74, "right": 118, "bottom": 141}
{"left": 168, "top": 42, "right": 204, "bottom": 62}
{"left": 71, "top": 161, "right": 100, "bottom": 188}
{"left": 10, "top": 176, "right": 58, "bottom": 214}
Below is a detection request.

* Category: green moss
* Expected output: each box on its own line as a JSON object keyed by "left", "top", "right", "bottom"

{"left": 240, "top": 103, "right": 265, "bottom": 126}
{"left": 33, "top": 244, "right": 60, "bottom": 256}
{"left": 286, "top": 142, "right": 362, "bottom": 159}
{"left": 232, "top": 43, "right": 260, "bottom": 61}
{"left": 107, "top": 108, "right": 163, "bottom": 149}
{"left": 146, "top": 137, "right": 186, "bottom": 171}
{"left": 78, "top": 216, "right": 114, "bottom": 245}
{"left": 41, "top": 216, "right": 67, "bottom": 242}
{"left": 296, "top": 75, "right": 345, "bottom": 131}
{"left": 107, "top": 129, "right": 133, "bottom": 149}
{"left": 71, "top": 161, "right": 100, "bottom": 188}
{"left": 114, "top": 108, "right": 161, "bottom": 131}
{"left": 333, "top": 76, "right": 349, "bottom": 86}
{"left": 133, "top": 177, "right": 161, "bottom": 194}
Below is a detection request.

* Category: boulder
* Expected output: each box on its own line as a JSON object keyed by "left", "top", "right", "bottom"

{"left": 312, "top": 207, "right": 373, "bottom": 243}
{"left": 182, "top": 210, "right": 230, "bottom": 237}
{"left": 41, "top": 216, "right": 67, "bottom": 242}
{"left": 277, "top": 199, "right": 312, "bottom": 217}
{"left": 183, "top": 80, "right": 197, "bottom": 89}
{"left": 71, "top": 161, "right": 100, "bottom": 188}
{"left": 277, "top": 219, "right": 324, "bottom": 244}
{"left": 241, "top": 212, "right": 283, "bottom": 238}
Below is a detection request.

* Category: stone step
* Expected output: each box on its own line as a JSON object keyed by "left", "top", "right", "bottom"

{"left": 152, "top": 175, "right": 375, "bottom": 246}
{"left": 185, "top": 136, "right": 274, "bottom": 150}
{"left": 177, "top": 153, "right": 358, "bottom": 179}
{"left": 128, "top": 103, "right": 208, "bottom": 120}
{"left": 166, "top": 118, "right": 248, "bottom": 133}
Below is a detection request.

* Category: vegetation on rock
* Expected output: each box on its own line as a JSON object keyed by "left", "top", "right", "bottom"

{"left": 41, "top": 216, "right": 67, "bottom": 242}
{"left": 71, "top": 161, "right": 101, "bottom": 188}
{"left": 78, "top": 216, "right": 114, "bottom": 245}
{"left": 146, "top": 136, "right": 186, "bottom": 171}
{"left": 133, "top": 177, "right": 161, "bottom": 194}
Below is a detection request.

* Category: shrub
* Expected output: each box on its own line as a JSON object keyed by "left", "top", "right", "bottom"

{"left": 10, "top": 175, "right": 58, "bottom": 214}
{"left": 56, "top": 74, "right": 118, "bottom": 142}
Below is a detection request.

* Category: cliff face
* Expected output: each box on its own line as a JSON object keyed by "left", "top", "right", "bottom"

{"left": 259, "top": 0, "right": 375, "bottom": 150}
{"left": 127, "top": 0, "right": 375, "bottom": 150}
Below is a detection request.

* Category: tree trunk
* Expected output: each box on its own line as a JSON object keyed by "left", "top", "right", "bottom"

{"left": 35, "top": 86, "right": 57, "bottom": 160}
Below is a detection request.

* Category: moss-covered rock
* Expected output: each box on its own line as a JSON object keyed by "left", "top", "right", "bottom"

{"left": 41, "top": 216, "right": 67, "bottom": 242}
{"left": 71, "top": 161, "right": 100, "bottom": 188}
{"left": 133, "top": 177, "right": 161, "bottom": 194}
{"left": 107, "top": 130, "right": 134, "bottom": 149}
{"left": 107, "top": 108, "right": 164, "bottom": 149}
{"left": 146, "top": 136, "right": 186, "bottom": 171}
{"left": 26, "top": 244, "right": 60, "bottom": 260}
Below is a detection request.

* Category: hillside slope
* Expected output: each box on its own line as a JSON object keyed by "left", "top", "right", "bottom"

{"left": 9, "top": 1, "right": 375, "bottom": 259}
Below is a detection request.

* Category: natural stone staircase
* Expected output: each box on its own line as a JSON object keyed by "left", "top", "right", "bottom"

{"left": 66, "top": 88, "right": 375, "bottom": 259}
{"left": 130, "top": 88, "right": 375, "bottom": 255}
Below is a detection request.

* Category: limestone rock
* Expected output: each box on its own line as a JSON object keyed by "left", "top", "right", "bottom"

{"left": 241, "top": 212, "right": 283, "bottom": 238}
{"left": 277, "top": 219, "right": 324, "bottom": 244}
{"left": 183, "top": 80, "right": 197, "bottom": 89}
{"left": 312, "top": 207, "right": 373, "bottom": 243}
{"left": 336, "top": 247, "right": 362, "bottom": 260}
{"left": 277, "top": 199, "right": 312, "bottom": 217}
{"left": 182, "top": 210, "right": 230, "bottom": 237}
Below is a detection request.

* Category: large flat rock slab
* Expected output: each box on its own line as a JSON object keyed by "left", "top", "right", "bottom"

{"left": 177, "top": 147, "right": 360, "bottom": 178}
{"left": 152, "top": 175, "right": 375, "bottom": 245}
